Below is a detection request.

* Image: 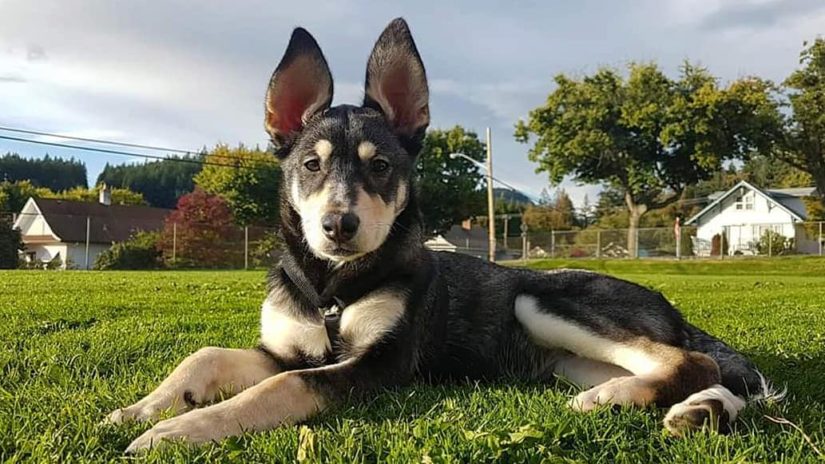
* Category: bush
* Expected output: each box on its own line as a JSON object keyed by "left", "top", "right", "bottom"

{"left": 0, "top": 217, "right": 22, "bottom": 269}
{"left": 94, "top": 231, "right": 163, "bottom": 270}
{"left": 250, "top": 231, "right": 284, "bottom": 268}
{"left": 755, "top": 230, "right": 794, "bottom": 256}
{"left": 21, "top": 255, "right": 64, "bottom": 270}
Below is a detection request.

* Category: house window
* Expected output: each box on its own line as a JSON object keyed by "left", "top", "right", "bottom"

{"left": 735, "top": 193, "right": 754, "bottom": 210}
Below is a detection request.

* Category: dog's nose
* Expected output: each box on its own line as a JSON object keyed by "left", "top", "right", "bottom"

{"left": 321, "top": 212, "right": 360, "bottom": 242}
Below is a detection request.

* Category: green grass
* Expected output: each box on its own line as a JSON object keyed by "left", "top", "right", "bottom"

{"left": 1, "top": 263, "right": 824, "bottom": 462}
{"left": 512, "top": 255, "right": 825, "bottom": 276}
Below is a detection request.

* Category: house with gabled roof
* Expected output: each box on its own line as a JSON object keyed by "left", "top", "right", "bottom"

{"left": 13, "top": 189, "right": 170, "bottom": 269}
{"left": 685, "top": 180, "right": 821, "bottom": 255}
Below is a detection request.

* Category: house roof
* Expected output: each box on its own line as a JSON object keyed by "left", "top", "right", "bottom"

{"left": 25, "top": 198, "right": 171, "bottom": 244}
{"left": 686, "top": 180, "right": 809, "bottom": 225}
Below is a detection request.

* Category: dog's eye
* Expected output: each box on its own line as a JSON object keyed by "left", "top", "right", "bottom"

{"left": 304, "top": 159, "right": 321, "bottom": 172}
{"left": 371, "top": 159, "right": 390, "bottom": 174}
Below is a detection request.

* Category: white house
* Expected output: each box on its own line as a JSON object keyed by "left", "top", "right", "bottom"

{"left": 686, "top": 180, "right": 821, "bottom": 256}
{"left": 13, "top": 191, "right": 170, "bottom": 269}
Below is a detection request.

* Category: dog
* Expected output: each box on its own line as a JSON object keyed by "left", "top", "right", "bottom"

{"left": 107, "top": 18, "right": 778, "bottom": 453}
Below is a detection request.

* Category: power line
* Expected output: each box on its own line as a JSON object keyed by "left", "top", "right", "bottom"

{"left": 0, "top": 125, "right": 272, "bottom": 164}
{"left": 0, "top": 126, "right": 202, "bottom": 156}
{"left": 0, "top": 134, "right": 276, "bottom": 171}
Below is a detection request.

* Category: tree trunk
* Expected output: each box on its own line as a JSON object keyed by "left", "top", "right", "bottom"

{"left": 813, "top": 170, "right": 825, "bottom": 210}
{"left": 625, "top": 193, "right": 648, "bottom": 259}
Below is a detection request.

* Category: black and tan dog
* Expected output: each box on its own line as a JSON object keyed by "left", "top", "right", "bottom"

{"left": 108, "top": 18, "right": 778, "bottom": 453}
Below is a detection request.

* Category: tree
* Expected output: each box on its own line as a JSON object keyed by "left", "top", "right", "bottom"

{"left": 47, "top": 185, "right": 146, "bottom": 205}
{"left": 774, "top": 39, "right": 825, "bottom": 205}
{"left": 97, "top": 156, "right": 202, "bottom": 208}
{"left": 0, "top": 216, "right": 23, "bottom": 269}
{"left": 417, "top": 126, "right": 486, "bottom": 235}
{"left": 194, "top": 144, "right": 281, "bottom": 226}
{"left": 159, "top": 189, "right": 238, "bottom": 268}
{"left": 522, "top": 189, "right": 576, "bottom": 232}
{"left": 516, "top": 62, "right": 782, "bottom": 256}
{"left": 0, "top": 180, "right": 53, "bottom": 212}
{"left": 0, "top": 153, "right": 87, "bottom": 191}
{"left": 0, "top": 180, "right": 145, "bottom": 212}
{"left": 741, "top": 154, "right": 811, "bottom": 188}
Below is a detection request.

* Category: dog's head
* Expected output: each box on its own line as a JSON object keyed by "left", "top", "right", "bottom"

{"left": 264, "top": 18, "right": 428, "bottom": 263}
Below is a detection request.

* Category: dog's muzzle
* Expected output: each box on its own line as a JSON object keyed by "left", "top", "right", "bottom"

{"left": 321, "top": 212, "right": 360, "bottom": 243}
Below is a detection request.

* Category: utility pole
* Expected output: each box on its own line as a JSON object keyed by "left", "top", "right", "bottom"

{"left": 486, "top": 127, "right": 496, "bottom": 262}
{"left": 84, "top": 216, "right": 90, "bottom": 270}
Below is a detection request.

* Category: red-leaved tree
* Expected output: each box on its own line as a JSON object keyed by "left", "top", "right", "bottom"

{"left": 161, "top": 188, "right": 240, "bottom": 267}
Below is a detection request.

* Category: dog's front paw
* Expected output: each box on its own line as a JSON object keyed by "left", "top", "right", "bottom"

{"left": 568, "top": 376, "right": 655, "bottom": 411}
{"left": 124, "top": 408, "right": 236, "bottom": 454}
{"left": 104, "top": 401, "right": 166, "bottom": 424}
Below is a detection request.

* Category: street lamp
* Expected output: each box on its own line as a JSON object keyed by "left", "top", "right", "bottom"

{"left": 448, "top": 127, "right": 496, "bottom": 262}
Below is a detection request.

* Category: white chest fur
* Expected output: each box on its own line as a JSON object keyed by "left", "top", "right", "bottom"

{"left": 339, "top": 290, "right": 406, "bottom": 354}
{"left": 260, "top": 289, "right": 329, "bottom": 361}
{"left": 259, "top": 287, "right": 407, "bottom": 361}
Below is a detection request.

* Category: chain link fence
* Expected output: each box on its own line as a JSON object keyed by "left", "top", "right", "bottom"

{"left": 6, "top": 208, "right": 825, "bottom": 270}
{"left": 435, "top": 222, "right": 825, "bottom": 261}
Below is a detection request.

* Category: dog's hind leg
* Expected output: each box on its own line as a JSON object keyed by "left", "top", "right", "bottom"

{"left": 105, "top": 347, "right": 279, "bottom": 424}
{"left": 514, "top": 295, "right": 721, "bottom": 412}
{"left": 662, "top": 324, "right": 782, "bottom": 436}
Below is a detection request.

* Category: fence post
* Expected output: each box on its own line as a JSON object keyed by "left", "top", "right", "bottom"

{"left": 521, "top": 223, "right": 528, "bottom": 263}
{"left": 676, "top": 228, "right": 681, "bottom": 261}
{"left": 819, "top": 222, "right": 823, "bottom": 257}
{"left": 84, "top": 216, "right": 90, "bottom": 270}
{"left": 768, "top": 228, "right": 772, "bottom": 257}
{"left": 244, "top": 226, "right": 249, "bottom": 270}
{"left": 503, "top": 215, "right": 509, "bottom": 250}
{"left": 551, "top": 230, "right": 556, "bottom": 259}
{"left": 172, "top": 222, "right": 177, "bottom": 264}
{"left": 634, "top": 228, "right": 640, "bottom": 259}
{"left": 596, "top": 230, "right": 601, "bottom": 259}
{"left": 720, "top": 226, "right": 725, "bottom": 260}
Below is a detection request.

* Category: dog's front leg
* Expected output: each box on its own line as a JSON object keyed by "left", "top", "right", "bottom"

{"left": 125, "top": 358, "right": 394, "bottom": 453}
{"left": 107, "top": 347, "right": 279, "bottom": 424}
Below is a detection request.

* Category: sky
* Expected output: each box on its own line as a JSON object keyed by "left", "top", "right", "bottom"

{"left": 1, "top": 0, "right": 824, "bottom": 207}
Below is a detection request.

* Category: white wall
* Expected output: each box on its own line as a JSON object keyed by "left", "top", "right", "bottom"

{"left": 694, "top": 188, "right": 799, "bottom": 255}
{"left": 22, "top": 244, "right": 67, "bottom": 267}
{"left": 23, "top": 242, "right": 111, "bottom": 269}
{"left": 65, "top": 243, "right": 110, "bottom": 269}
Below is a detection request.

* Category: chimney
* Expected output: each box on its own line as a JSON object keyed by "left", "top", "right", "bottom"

{"left": 99, "top": 183, "right": 111, "bottom": 206}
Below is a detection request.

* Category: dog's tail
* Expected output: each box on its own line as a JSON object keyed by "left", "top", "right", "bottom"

{"left": 685, "top": 323, "right": 785, "bottom": 402}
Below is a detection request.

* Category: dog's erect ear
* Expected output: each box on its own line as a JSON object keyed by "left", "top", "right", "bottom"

{"left": 265, "top": 28, "right": 333, "bottom": 151}
{"left": 364, "top": 18, "right": 429, "bottom": 141}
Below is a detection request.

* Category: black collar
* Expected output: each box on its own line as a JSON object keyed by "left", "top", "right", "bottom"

{"left": 281, "top": 253, "right": 347, "bottom": 356}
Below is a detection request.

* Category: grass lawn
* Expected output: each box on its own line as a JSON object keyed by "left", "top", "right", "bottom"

{"left": 1, "top": 260, "right": 824, "bottom": 462}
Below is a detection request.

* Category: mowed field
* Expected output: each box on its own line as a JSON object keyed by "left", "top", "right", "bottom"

{"left": 2, "top": 258, "right": 825, "bottom": 462}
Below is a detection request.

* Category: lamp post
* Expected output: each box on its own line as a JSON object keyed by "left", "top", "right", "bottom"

{"left": 449, "top": 128, "right": 495, "bottom": 261}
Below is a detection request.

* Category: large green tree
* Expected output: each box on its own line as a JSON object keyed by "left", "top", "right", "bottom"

{"left": 516, "top": 63, "right": 781, "bottom": 256}
{"left": 0, "top": 153, "right": 87, "bottom": 191}
{"left": 194, "top": 144, "right": 281, "bottom": 226}
{"left": 775, "top": 39, "right": 825, "bottom": 205}
{"left": 416, "top": 127, "right": 486, "bottom": 235}
{"left": 97, "top": 156, "right": 202, "bottom": 208}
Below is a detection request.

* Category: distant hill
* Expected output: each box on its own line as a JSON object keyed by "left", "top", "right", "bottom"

{"left": 493, "top": 188, "right": 534, "bottom": 205}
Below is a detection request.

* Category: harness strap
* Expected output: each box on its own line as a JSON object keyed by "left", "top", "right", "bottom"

{"left": 280, "top": 254, "right": 346, "bottom": 355}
